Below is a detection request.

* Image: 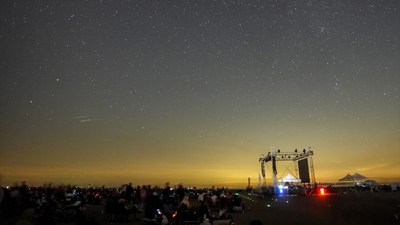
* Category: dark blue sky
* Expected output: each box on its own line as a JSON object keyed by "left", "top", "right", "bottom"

{"left": 0, "top": 0, "right": 399, "bottom": 186}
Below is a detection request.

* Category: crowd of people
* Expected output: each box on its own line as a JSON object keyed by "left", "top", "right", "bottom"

{"left": 104, "top": 182, "right": 243, "bottom": 224}
{"left": 0, "top": 181, "right": 102, "bottom": 224}
{"left": 0, "top": 181, "right": 242, "bottom": 225}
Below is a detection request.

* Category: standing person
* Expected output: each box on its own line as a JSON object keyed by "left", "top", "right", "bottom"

{"left": 176, "top": 184, "right": 185, "bottom": 202}
{"left": 162, "top": 182, "right": 172, "bottom": 204}
{"left": 134, "top": 185, "right": 141, "bottom": 204}
{"left": 0, "top": 186, "right": 4, "bottom": 214}
{"left": 0, "top": 186, "right": 3, "bottom": 204}
{"left": 143, "top": 189, "right": 161, "bottom": 220}
{"left": 198, "top": 190, "right": 205, "bottom": 202}
{"left": 180, "top": 195, "right": 190, "bottom": 209}
{"left": 125, "top": 183, "right": 134, "bottom": 200}
{"left": 140, "top": 185, "right": 147, "bottom": 211}
{"left": 198, "top": 200, "right": 210, "bottom": 222}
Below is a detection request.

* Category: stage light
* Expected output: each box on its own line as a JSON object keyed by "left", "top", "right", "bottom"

{"left": 278, "top": 185, "right": 284, "bottom": 194}
{"left": 319, "top": 188, "right": 325, "bottom": 195}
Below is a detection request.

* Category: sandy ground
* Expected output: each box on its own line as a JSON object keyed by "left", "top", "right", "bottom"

{"left": 2, "top": 191, "right": 400, "bottom": 225}
{"left": 235, "top": 191, "right": 400, "bottom": 225}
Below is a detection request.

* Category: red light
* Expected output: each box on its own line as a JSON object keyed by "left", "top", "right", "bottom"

{"left": 319, "top": 188, "right": 325, "bottom": 195}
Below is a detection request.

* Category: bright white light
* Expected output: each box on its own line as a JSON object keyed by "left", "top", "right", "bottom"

{"left": 278, "top": 185, "right": 284, "bottom": 194}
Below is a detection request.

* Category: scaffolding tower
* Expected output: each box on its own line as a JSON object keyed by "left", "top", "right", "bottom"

{"left": 259, "top": 147, "right": 315, "bottom": 193}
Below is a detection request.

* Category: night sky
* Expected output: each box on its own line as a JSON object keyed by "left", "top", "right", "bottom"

{"left": 1, "top": 0, "right": 399, "bottom": 187}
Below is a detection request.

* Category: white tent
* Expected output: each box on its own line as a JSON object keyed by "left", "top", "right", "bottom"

{"left": 335, "top": 173, "right": 369, "bottom": 187}
{"left": 278, "top": 174, "right": 301, "bottom": 183}
{"left": 351, "top": 173, "right": 368, "bottom": 181}
{"left": 339, "top": 174, "right": 354, "bottom": 182}
{"left": 338, "top": 173, "right": 368, "bottom": 182}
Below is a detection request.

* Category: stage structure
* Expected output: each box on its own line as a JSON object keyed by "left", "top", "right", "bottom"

{"left": 259, "top": 147, "right": 315, "bottom": 192}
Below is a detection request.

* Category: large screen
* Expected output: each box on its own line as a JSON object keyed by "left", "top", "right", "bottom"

{"left": 298, "top": 158, "right": 310, "bottom": 183}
